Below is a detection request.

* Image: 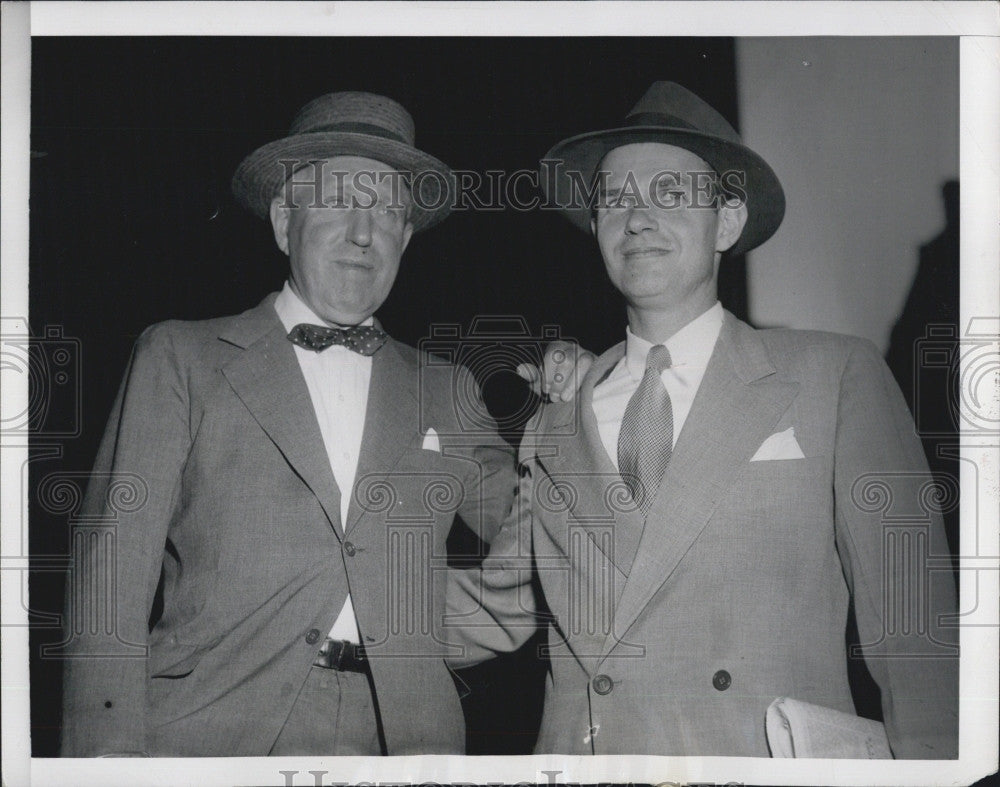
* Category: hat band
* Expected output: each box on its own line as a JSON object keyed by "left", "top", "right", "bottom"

{"left": 299, "top": 121, "right": 409, "bottom": 145}
{"left": 625, "top": 111, "right": 698, "bottom": 130}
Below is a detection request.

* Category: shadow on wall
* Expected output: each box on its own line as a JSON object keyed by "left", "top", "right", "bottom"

{"left": 885, "top": 180, "right": 960, "bottom": 562}
{"left": 845, "top": 180, "right": 960, "bottom": 726}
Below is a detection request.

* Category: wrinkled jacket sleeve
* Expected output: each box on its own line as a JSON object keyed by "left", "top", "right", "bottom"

{"left": 833, "top": 339, "right": 959, "bottom": 758}
{"left": 61, "top": 324, "right": 192, "bottom": 756}
{"left": 445, "top": 422, "right": 541, "bottom": 667}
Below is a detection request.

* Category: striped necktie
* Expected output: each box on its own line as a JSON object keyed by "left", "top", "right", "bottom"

{"left": 617, "top": 344, "right": 673, "bottom": 515}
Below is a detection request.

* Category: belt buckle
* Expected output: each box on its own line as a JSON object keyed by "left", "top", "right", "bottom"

{"left": 331, "top": 640, "right": 347, "bottom": 671}
{"left": 317, "top": 638, "right": 366, "bottom": 671}
{"left": 316, "top": 638, "right": 338, "bottom": 670}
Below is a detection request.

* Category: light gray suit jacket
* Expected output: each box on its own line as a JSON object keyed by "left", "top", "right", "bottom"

{"left": 61, "top": 294, "right": 515, "bottom": 756}
{"left": 451, "top": 312, "right": 958, "bottom": 758}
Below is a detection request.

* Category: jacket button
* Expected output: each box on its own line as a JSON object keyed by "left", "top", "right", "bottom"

{"left": 712, "top": 670, "right": 732, "bottom": 691}
{"left": 305, "top": 629, "right": 321, "bottom": 645}
{"left": 592, "top": 674, "right": 614, "bottom": 695}
{"left": 343, "top": 541, "right": 357, "bottom": 557}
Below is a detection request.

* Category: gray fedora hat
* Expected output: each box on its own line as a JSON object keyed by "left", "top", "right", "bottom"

{"left": 541, "top": 81, "right": 785, "bottom": 256}
{"left": 232, "top": 91, "right": 453, "bottom": 232}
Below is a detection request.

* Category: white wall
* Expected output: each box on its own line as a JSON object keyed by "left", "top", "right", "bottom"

{"left": 737, "top": 38, "right": 958, "bottom": 352}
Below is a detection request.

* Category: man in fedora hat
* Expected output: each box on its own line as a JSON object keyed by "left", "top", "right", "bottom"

{"left": 451, "top": 82, "right": 958, "bottom": 758}
{"left": 60, "top": 91, "right": 573, "bottom": 757}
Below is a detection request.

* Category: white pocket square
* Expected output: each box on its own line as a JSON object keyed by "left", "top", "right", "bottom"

{"left": 750, "top": 426, "right": 806, "bottom": 461}
{"left": 421, "top": 428, "right": 441, "bottom": 453}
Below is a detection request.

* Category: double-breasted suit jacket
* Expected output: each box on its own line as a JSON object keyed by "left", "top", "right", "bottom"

{"left": 453, "top": 312, "right": 957, "bottom": 758}
{"left": 61, "top": 294, "right": 515, "bottom": 756}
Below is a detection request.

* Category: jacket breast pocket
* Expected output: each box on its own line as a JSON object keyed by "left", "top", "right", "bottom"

{"left": 723, "top": 455, "right": 831, "bottom": 516}
{"left": 742, "top": 454, "right": 827, "bottom": 481}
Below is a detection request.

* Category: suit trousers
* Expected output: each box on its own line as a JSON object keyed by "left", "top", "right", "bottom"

{"left": 268, "top": 666, "right": 385, "bottom": 755}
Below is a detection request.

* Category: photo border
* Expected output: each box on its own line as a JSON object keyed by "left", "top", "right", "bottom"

{"left": 2, "top": 3, "right": 997, "bottom": 786}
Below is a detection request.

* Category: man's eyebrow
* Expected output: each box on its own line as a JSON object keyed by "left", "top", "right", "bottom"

{"left": 599, "top": 186, "right": 623, "bottom": 198}
{"left": 652, "top": 171, "right": 689, "bottom": 184}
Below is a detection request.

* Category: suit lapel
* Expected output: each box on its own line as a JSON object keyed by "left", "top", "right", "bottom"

{"left": 537, "top": 341, "right": 647, "bottom": 580}
{"left": 605, "top": 314, "right": 799, "bottom": 656}
{"left": 219, "top": 295, "right": 344, "bottom": 536}
{"left": 344, "top": 339, "right": 419, "bottom": 534}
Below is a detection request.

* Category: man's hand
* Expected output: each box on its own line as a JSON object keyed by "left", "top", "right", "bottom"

{"left": 517, "top": 341, "right": 596, "bottom": 402}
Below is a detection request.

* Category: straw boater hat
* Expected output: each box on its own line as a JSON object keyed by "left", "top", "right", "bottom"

{"left": 541, "top": 81, "right": 785, "bottom": 256}
{"left": 232, "top": 91, "right": 453, "bottom": 232}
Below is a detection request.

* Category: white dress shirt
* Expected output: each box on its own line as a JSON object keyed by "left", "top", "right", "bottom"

{"left": 592, "top": 302, "right": 724, "bottom": 468}
{"left": 274, "top": 281, "right": 370, "bottom": 644}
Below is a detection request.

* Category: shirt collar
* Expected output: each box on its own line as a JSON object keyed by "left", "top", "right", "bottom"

{"left": 273, "top": 280, "right": 375, "bottom": 333}
{"left": 624, "top": 301, "right": 724, "bottom": 380}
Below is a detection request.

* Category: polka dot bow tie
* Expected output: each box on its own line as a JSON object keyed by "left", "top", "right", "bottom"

{"left": 287, "top": 322, "right": 388, "bottom": 356}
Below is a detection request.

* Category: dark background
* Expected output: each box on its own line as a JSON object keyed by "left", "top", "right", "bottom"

{"left": 26, "top": 37, "right": 957, "bottom": 758}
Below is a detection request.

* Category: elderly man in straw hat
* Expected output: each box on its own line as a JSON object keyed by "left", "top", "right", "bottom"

{"left": 451, "top": 82, "right": 958, "bottom": 758}
{"left": 60, "top": 91, "right": 573, "bottom": 757}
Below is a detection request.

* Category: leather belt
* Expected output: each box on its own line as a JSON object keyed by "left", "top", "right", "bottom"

{"left": 313, "top": 638, "right": 369, "bottom": 673}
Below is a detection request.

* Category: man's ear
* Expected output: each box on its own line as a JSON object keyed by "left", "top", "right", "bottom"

{"left": 269, "top": 196, "right": 291, "bottom": 255}
{"left": 590, "top": 215, "right": 598, "bottom": 237}
{"left": 401, "top": 221, "right": 414, "bottom": 254}
{"left": 715, "top": 200, "right": 749, "bottom": 253}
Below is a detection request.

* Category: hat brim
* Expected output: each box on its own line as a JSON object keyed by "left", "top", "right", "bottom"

{"left": 541, "top": 126, "right": 785, "bottom": 256}
{"left": 231, "top": 132, "right": 455, "bottom": 233}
